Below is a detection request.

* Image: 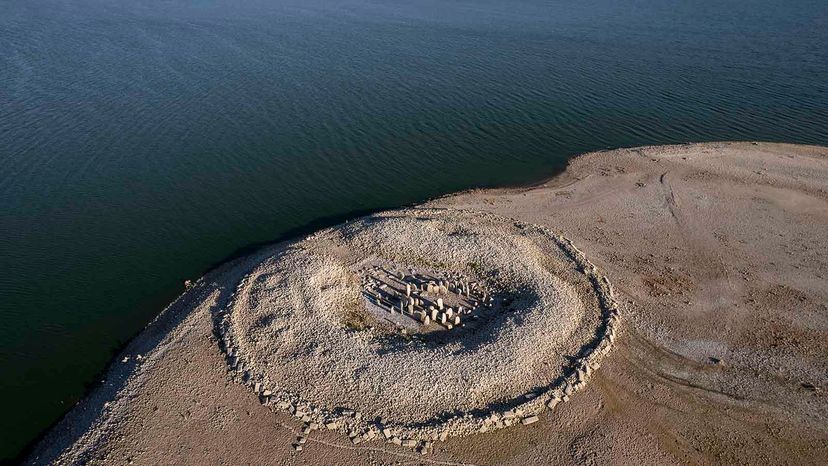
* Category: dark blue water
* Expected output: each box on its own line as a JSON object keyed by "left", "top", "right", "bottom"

{"left": 1, "top": 0, "right": 826, "bottom": 459}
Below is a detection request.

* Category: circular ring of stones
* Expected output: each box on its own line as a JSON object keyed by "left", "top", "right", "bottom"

{"left": 216, "top": 208, "right": 619, "bottom": 445}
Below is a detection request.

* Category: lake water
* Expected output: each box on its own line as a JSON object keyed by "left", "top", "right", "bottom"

{"left": 1, "top": 0, "right": 826, "bottom": 459}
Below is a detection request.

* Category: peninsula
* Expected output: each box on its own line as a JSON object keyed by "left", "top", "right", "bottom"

{"left": 28, "top": 142, "right": 828, "bottom": 465}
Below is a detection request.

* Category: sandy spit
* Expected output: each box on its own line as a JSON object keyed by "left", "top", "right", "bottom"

{"left": 27, "top": 142, "right": 828, "bottom": 465}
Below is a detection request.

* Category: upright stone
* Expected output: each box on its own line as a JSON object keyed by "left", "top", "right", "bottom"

{"left": 437, "top": 298, "right": 444, "bottom": 310}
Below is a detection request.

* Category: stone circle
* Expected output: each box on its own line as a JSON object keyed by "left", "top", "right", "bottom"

{"left": 215, "top": 208, "right": 619, "bottom": 447}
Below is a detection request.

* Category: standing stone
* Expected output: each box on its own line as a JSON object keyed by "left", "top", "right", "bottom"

{"left": 437, "top": 298, "right": 444, "bottom": 310}
{"left": 454, "top": 316, "right": 461, "bottom": 325}
{"left": 440, "top": 314, "right": 447, "bottom": 324}
{"left": 446, "top": 308, "right": 454, "bottom": 318}
{"left": 406, "top": 284, "right": 411, "bottom": 296}
{"left": 430, "top": 308, "right": 438, "bottom": 321}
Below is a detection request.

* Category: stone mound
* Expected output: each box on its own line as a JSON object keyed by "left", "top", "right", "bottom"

{"left": 216, "top": 208, "right": 619, "bottom": 446}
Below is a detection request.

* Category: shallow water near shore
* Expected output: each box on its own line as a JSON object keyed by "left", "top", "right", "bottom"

{"left": 1, "top": 0, "right": 827, "bottom": 460}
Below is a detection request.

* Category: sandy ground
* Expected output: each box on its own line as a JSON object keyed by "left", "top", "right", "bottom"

{"left": 27, "top": 142, "right": 828, "bottom": 465}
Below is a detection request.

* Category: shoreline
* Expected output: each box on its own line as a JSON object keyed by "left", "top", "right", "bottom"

{"left": 15, "top": 143, "right": 587, "bottom": 464}
{"left": 26, "top": 141, "right": 828, "bottom": 465}
{"left": 17, "top": 142, "right": 599, "bottom": 465}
